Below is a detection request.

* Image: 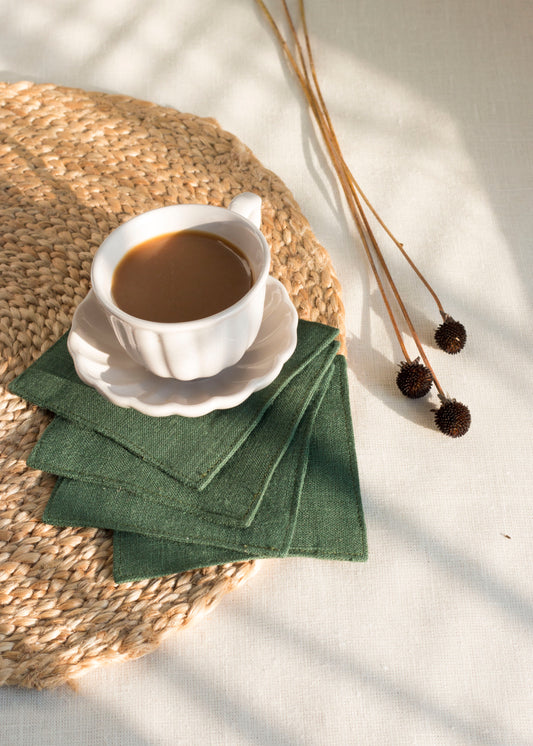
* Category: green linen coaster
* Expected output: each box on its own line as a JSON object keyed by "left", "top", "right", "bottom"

{"left": 114, "top": 539, "right": 250, "bottom": 579}
{"left": 113, "top": 355, "right": 367, "bottom": 580}
{"left": 44, "top": 356, "right": 367, "bottom": 581}
{"left": 285, "top": 354, "right": 367, "bottom": 561}
{"left": 32, "top": 341, "right": 338, "bottom": 528}
{"left": 43, "top": 365, "right": 334, "bottom": 563}
{"left": 9, "top": 319, "right": 339, "bottom": 489}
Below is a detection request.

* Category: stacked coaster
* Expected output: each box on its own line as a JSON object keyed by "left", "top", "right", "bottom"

{"left": 0, "top": 82, "right": 350, "bottom": 688}
{"left": 9, "top": 321, "right": 366, "bottom": 583}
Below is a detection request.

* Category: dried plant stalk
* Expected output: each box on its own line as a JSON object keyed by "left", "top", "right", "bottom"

{"left": 256, "top": 0, "right": 470, "bottom": 435}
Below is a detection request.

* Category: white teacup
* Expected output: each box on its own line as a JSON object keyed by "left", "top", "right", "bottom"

{"left": 91, "top": 192, "right": 270, "bottom": 380}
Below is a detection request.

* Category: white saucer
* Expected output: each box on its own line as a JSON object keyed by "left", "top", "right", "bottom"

{"left": 67, "top": 277, "right": 298, "bottom": 417}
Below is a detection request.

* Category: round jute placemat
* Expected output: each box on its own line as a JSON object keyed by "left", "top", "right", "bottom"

{"left": 0, "top": 81, "right": 345, "bottom": 689}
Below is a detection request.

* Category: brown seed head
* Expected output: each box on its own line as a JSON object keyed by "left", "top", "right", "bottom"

{"left": 433, "top": 397, "right": 471, "bottom": 437}
{"left": 435, "top": 316, "right": 467, "bottom": 354}
{"left": 396, "top": 359, "right": 433, "bottom": 399}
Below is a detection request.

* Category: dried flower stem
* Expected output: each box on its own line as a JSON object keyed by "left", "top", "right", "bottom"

{"left": 257, "top": 0, "right": 453, "bottom": 398}
{"left": 256, "top": 0, "right": 411, "bottom": 362}
{"left": 293, "top": 0, "right": 449, "bottom": 392}
{"left": 257, "top": 2, "right": 473, "bottom": 437}
{"left": 339, "top": 165, "right": 447, "bottom": 316}
{"left": 296, "top": 1, "right": 448, "bottom": 319}
{"left": 263, "top": 0, "right": 471, "bottom": 433}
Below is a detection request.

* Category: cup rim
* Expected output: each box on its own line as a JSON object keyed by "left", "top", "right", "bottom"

{"left": 90, "top": 204, "right": 271, "bottom": 330}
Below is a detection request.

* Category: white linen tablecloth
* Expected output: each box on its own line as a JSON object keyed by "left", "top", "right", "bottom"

{"left": 1, "top": 1, "right": 532, "bottom": 744}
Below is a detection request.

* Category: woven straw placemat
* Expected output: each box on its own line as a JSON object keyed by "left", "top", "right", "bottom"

{"left": 0, "top": 81, "right": 345, "bottom": 689}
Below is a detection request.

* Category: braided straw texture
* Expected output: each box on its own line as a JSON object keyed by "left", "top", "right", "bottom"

{"left": 0, "top": 82, "right": 345, "bottom": 689}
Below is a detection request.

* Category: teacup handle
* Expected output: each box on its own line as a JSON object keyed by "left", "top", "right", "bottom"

{"left": 228, "top": 192, "right": 262, "bottom": 229}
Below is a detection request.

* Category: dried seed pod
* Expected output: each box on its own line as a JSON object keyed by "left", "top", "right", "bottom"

{"left": 396, "top": 359, "right": 433, "bottom": 399}
{"left": 435, "top": 315, "right": 467, "bottom": 354}
{"left": 433, "top": 396, "right": 471, "bottom": 437}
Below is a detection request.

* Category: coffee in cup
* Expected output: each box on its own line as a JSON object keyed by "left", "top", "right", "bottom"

{"left": 111, "top": 229, "right": 253, "bottom": 324}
